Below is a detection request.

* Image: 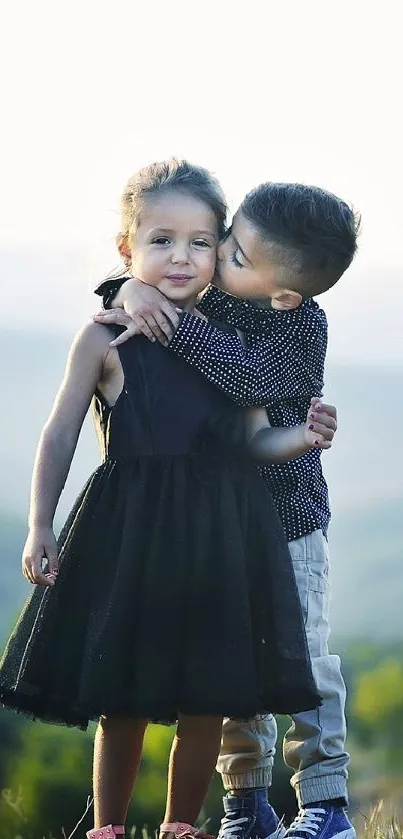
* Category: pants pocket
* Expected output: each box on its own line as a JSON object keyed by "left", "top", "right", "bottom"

{"left": 288, "top": 532, "right": 330, "bottom": 656}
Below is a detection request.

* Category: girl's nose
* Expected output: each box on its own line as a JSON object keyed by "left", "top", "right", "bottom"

{"left": 171, "top": 244, "right": 190, "bottom": 263}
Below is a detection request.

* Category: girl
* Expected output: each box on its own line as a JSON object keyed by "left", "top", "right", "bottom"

{"left": 0, "top": 160, "right": 333, "bottom": 839}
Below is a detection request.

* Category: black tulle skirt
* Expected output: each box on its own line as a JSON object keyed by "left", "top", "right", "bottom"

{"left": 0, "top": 454, "right": 320, "bottom": 729}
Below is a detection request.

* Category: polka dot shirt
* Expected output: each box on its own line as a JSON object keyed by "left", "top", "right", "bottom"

{"left": 170, "top": 287, "right": 330, "bottom": 543}
{"left": 96, "top": 281, "right": 330, "bottom": 543}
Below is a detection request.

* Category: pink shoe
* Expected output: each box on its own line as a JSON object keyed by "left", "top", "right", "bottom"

{"left": 87, "top": 825, "right": 125, "bottom": 839}
{"left": 160, "top": 822, "right": 214, "bottom": 839}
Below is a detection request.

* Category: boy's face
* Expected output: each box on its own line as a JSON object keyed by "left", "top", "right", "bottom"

{"left": 215, "top": 210, "right": 301, "bottom": 310}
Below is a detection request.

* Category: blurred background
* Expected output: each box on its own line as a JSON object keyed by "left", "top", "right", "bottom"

{"left": 0, "top": 0, "right": 402, "bottom": 836}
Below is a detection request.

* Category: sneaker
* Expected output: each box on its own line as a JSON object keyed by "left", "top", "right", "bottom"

{"left": 255, "top": 790, "right": 287, "bottom": 839}
{"left": 160, "top": 822, "right": 214, "bottom": 839}
{"left": 285, "top": 805, "right": 356, "bottom": 839}
{"left": 218, "top": 791, "right": 286, "bottom": 839}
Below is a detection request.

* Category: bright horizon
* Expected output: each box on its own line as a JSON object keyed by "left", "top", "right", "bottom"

{"left": 1, "top": 0, "right": 402, "bottom": 367}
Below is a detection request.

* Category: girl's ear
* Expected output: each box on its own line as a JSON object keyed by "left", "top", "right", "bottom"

{"left": 116, "top": 233, "right": 131, "bottom": 266}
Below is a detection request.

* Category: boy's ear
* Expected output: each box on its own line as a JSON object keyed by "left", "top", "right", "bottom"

{"left": 117, "top": 233, "right": 131, "bottom": 266}
{"left": 271, "top": 289, "right": 302, "bottom": 311}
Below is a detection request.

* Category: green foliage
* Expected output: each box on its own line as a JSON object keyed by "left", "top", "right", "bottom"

{"left": 0, "top": 716, "right": 93, "bottom": 838}
{"left": 350, "top": 657, "right": 403, "bottom": 773}
{"left": 126, "top": 726, "right": 173, "bottom": 828}
{"left": 0, "top": 716, "right": 176, "bottom": 838}
{"left": 353, "top": 660, "right": 403, "bottom": 726}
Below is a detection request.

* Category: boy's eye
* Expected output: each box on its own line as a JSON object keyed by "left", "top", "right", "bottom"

{"left": 152, "top": 236, "right": 171, "bottom": 245}
{"left": 230, "top": 250, "right": 243, "bottom": 268}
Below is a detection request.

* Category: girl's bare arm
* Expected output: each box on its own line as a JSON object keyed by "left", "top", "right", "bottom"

{"left": 246, "top": 399, "right": 337, "bottom": 465}
{"left": 29, "top": 323, "right": 110, "bottom": 528}
{"left": 23, "top": 323, "right": 111, "bottom": 586}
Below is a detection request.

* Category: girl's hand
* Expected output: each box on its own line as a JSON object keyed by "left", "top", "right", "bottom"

{"left": 93, "top": 309, "right": 142, "bottom": 346}
{"left": 22, "top": 528, "right": 59, "bottom": 586}
{"left": 304, "top": 398, "right": 338, "bottom": 450}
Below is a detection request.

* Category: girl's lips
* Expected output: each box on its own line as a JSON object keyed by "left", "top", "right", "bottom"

{"left": 165, "top": 275, "right": 194, "bottom": 284}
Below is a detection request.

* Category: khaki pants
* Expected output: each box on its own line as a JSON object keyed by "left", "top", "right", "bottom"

{"left": 216, "top": 530, "right": 349, "bottom": 807}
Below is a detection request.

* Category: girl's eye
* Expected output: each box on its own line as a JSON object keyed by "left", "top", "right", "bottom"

{"left": 152, "top": 237, "right": 171, "bottom": 245}
{"left": 230, "top": 250, "right": 243, "bottom": 268}
{"left": 193, "top": 239, "right": 211, "bottom": 248}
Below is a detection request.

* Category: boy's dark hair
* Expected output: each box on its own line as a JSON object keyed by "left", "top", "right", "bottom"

{"left": 240, "top": 182, "right": 360, "bottom": 298}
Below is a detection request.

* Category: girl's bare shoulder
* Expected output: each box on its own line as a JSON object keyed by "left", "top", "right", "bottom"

{"left": 72, "top": 320, "right": 115, "bottom": 353}
{"left": 65, "top": 321, "right": 119, "bottom": 372}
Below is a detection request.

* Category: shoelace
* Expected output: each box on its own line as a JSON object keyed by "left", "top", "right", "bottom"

{"left": 288, "top": 808, "right": 326, "bottom": 837}
{"left": 220, "top": 816, "right": 250, "bottom": 838}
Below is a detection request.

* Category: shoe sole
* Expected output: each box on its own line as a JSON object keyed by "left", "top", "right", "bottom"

{"left": 281, "top": 829, "right": 356, "bottom": 839}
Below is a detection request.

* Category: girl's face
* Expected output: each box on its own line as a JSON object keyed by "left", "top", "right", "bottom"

{"left": 128, "top": 191, "right": 218, "bottom": 309}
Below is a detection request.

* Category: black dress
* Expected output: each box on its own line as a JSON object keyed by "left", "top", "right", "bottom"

{"left": 0, "top": 329, "right": 319, "bottom": 729}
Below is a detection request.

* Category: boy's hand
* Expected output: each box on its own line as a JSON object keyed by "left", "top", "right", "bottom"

{"left": 304, "top": 397, "right": 337, "bottom": 450}
{"left": 22, "top": 527, "right": 59, "bottom": 586}
{"left": 94, "top": 278, "right": 181, "bottom": 347}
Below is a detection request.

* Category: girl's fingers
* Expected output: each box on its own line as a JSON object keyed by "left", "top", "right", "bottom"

{"left": 308, "top": 421, "right": 335, "bottom": 441}
{"left": 93, "top": 309, "right": 130, "bottom": 323}
{"left": 109, "top": 324, "right": 138, "bottom": 346}
{"left": 47, "top": 555, "right": 59, "bottom": 577}
{"left": 24, "top": 563, "right": 37, "bottom": 585}
{"left": 34, "top": 568, "right": 55, "bottom": 586}
{"left": 309, "top": 412, "right": 337, "bottom": 431}
{"left": 25, "top": 553, "right": 39, "bottom": 584}
{"left": 321, "top": 417, "right": 337, "bottom": 433}
{"left": 320, "top": 402, "right": 337, "bottom": 417}
{"left": 315, "top": 402, "right": 337, "bottom": 422}
{"left": 306, "top": 426, "right": 334, "bottom": 449}
{"left": 22, "top": 563, "right": 33, "bottom": 584}
{"left": 23, "top": 554, "right": 57, "bottom": 586}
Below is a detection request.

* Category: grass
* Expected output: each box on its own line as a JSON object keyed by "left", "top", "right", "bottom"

{"left": 6, "top": 798, "right": 403, "bottom": 839}
{"left": 354, "top": 800, "right": 403, "bottom": 839}
{"left": 62, "top": 799, "right": 403, "bottom": 839}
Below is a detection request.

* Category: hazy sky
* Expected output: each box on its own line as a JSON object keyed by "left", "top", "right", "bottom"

{"left": 1, "top": 0, "right": 402, "bottom": 366}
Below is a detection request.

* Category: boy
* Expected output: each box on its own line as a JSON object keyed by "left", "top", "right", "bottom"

{"left": 94, "top": 182, "right": 359, "bottom": 839}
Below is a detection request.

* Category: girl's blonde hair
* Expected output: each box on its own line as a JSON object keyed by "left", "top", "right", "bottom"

{"left": 105, "top": 158, "right": 227, "bottom": 280}
{"left": 120, "top": 157, "right": 227, "bottom": 244}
